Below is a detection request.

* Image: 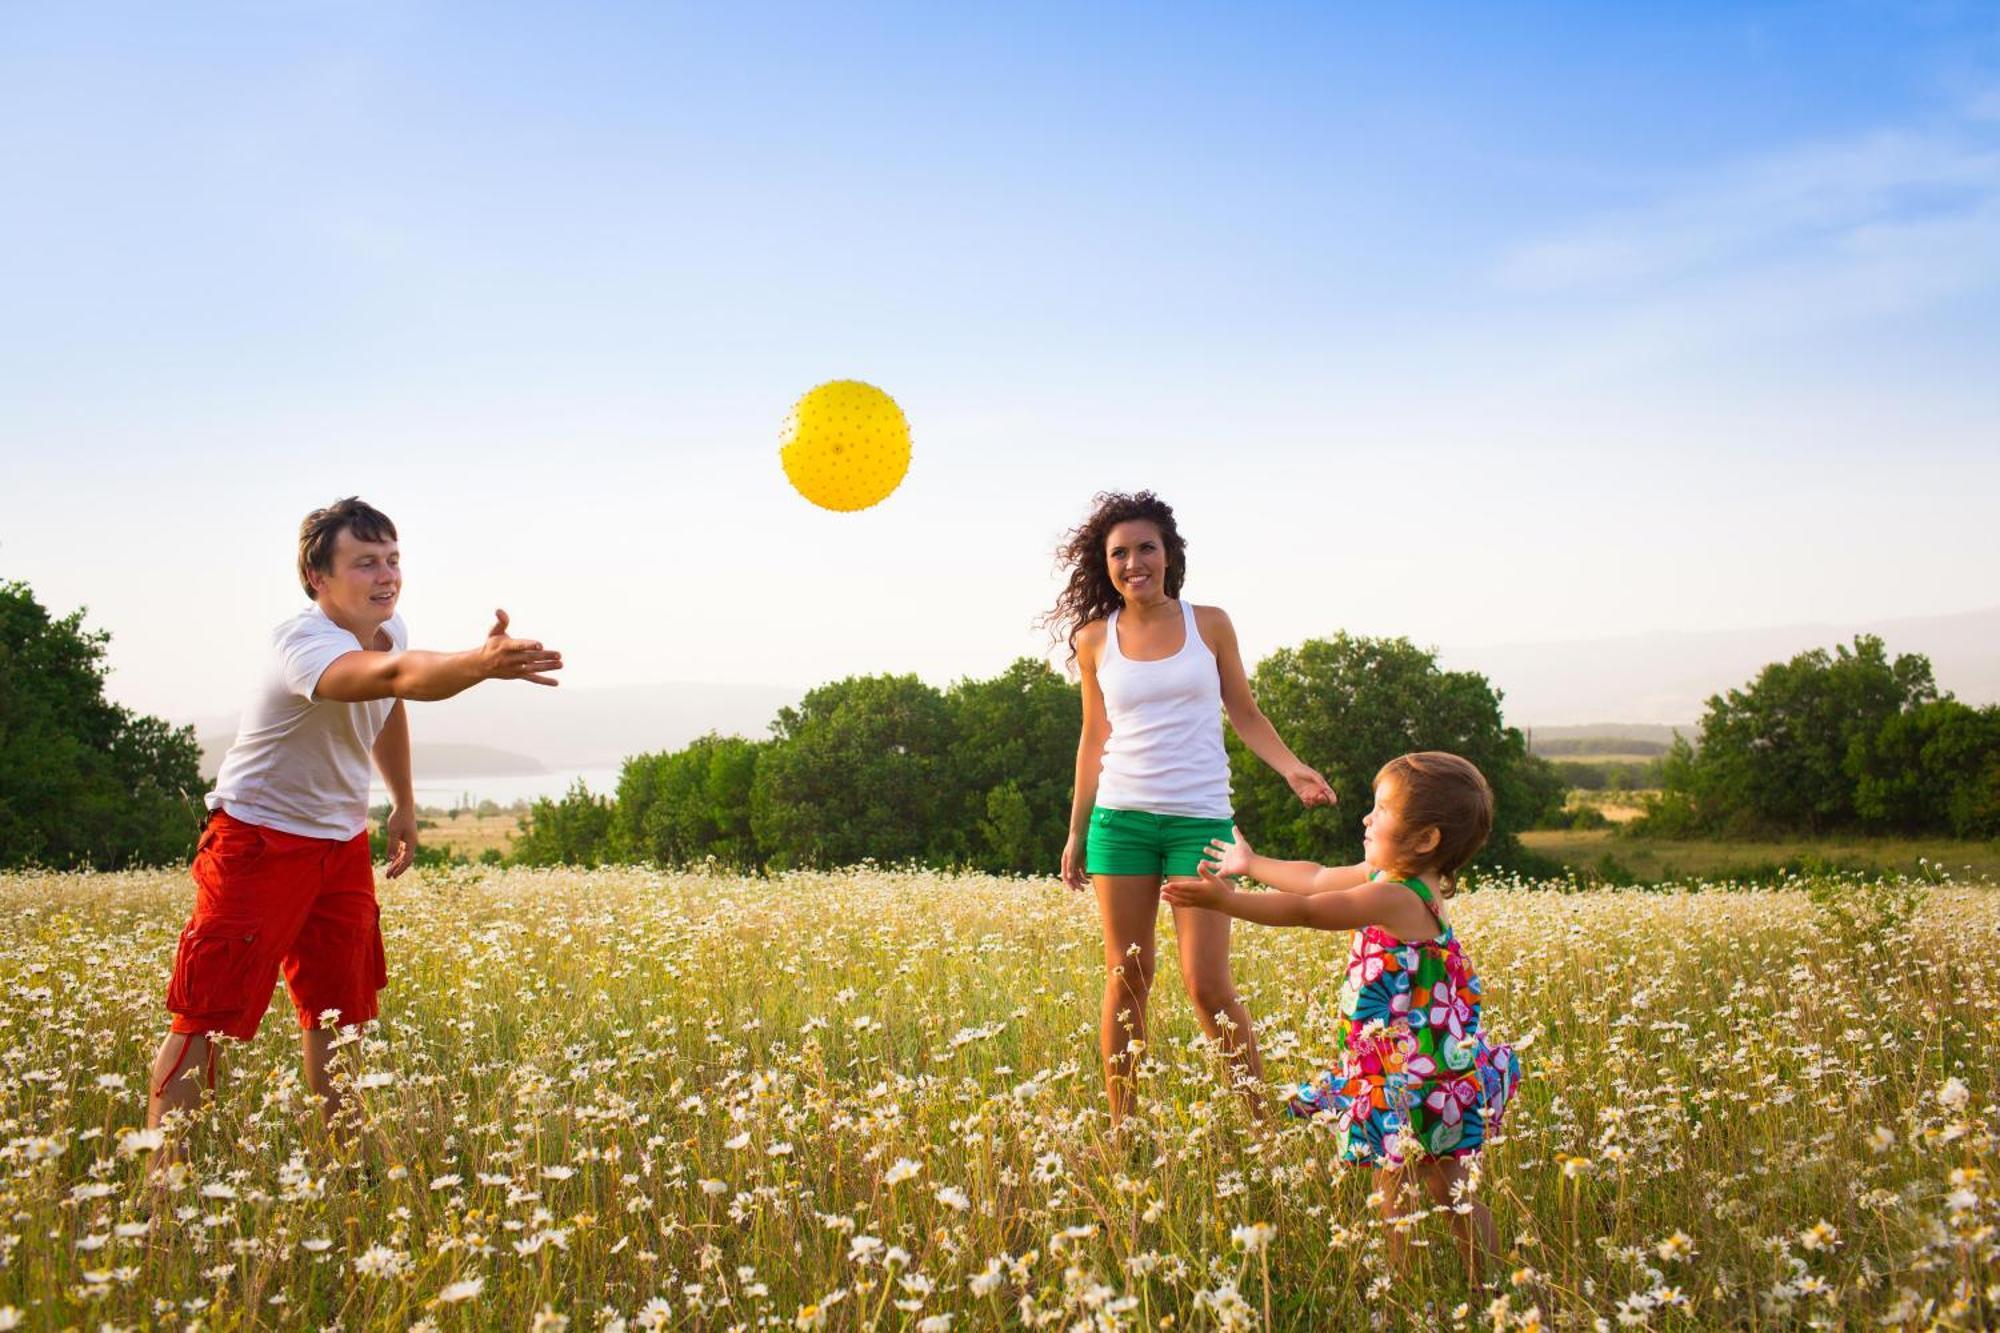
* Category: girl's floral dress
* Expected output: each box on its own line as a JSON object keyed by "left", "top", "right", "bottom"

{"left": 1289, "top": 875, "right": 1521, "bottom": 1167}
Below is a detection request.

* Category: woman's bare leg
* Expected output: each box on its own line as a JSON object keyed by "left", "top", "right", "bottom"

{"left": 1169, "top": 898, "right": 1266, "bottom": 1116}
{"left": 1093, "top": 874, "right": 1161, "bottom": 1128}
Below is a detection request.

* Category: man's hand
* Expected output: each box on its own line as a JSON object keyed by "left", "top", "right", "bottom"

{"left": 1286, "top": 764, "right": 1336, "bottom": 808}
{"left": 384, "top": 806, "right": 418, "bottom": 879}
{"left": 316, "top": 609, "right": 566, "bottom": 703}
{"left": 1202, "top": 828, "right": 1254, "bottom": 879}
{"left": 1163, "top": 861, "right": 1235, "bottom": 911}
{"left": 478, "top": 609, "right": 564, "bottom": 686}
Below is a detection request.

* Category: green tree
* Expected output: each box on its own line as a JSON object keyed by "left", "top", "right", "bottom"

{"left": 1227, "top": 634, "right": 1561, "bottom": 870}
{"left": 751, "top": 674, "right": 957, "bottom": 869}
{"left": 1949, "top": 746, "right": 2000, "bottom": 839}
{"left": 510, "top": 779, "right": 615, "bottom": 866}
{"left": 1646, "top": 635, "right": 1938, "bottom": 835}
{"left": 944, "top": 658, "right": 1080, "bottom": 872}
{"left": 0, "top": 580, "right": 208, "bottom": 868}
{"left": 978, "top": 781, "right": 1041, "bottom": 873}
{"left": 612, "top": 733, "right": 764, "bottom": 867}
{"left": 1847, "top": 699, "right": 2000, "bottom": 837}
{"left": 1634, "top": 734, "right": 1705, "bottom": 836}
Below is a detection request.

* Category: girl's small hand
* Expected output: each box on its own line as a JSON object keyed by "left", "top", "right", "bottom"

{"left": 1287, "top": 764, "right": 1336, "bottom": 808}
{"left": 1202, "top": 828, "right": 1253, "bottom": 878}
{"left": 1060, "top": 835, "right": 1088, "bottom": 893}
{"left": 1164, "top": 861, "right": 1233, "bottom": 910}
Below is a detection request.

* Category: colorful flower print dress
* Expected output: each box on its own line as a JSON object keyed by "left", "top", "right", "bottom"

{"left": 1288, "top": 875, "right": 1520, "bottom": 1167}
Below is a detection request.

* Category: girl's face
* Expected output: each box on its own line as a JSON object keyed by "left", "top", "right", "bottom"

{"left": 1104, "top": 520, "right": 1167, "bottom": 604}
{"left": 1362, "top": 779, "right": 1438, "bottom": 874}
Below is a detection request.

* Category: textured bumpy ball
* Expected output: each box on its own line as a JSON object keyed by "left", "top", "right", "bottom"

{"left": 779, "top": 380, "right": 912, "bottom": 512}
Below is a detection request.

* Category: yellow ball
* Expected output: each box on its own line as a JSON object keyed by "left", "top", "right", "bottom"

{"left": 779, "top": 379, "right": 912, "bottom": 512}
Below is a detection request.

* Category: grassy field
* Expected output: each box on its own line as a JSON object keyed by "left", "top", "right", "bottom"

{"left": 1542, "top": 753, "right": 1664, "bottom": 765}
{"left": 1558, "top": 790, "right": 1652, "bottom": 824}
{"left": 414, "top": 810, "right": 526, "bottom": 860}
{"left": 1523, "top": 827, "right": 2000, "bottom": 883}
{"left": 2, "top": 867, "right": 1996, "bottom": 1329}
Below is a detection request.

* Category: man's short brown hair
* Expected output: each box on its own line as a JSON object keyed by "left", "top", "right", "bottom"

{"left": 298, "top": 498, "right": 397, "bottom": 599}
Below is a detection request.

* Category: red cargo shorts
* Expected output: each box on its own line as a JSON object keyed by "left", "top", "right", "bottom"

{"left": 166, "top": 809, "right": 387, "bottom": 1040}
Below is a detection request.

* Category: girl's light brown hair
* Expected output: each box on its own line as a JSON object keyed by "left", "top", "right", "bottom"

{"left": 1375, "top": 751, "right": 1494, "bottom": 894}
{"left": 297, "top": 497, "right": 397, "bottom": 600}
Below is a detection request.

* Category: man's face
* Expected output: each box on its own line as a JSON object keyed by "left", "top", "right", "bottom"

{"left": 312, "top": 528, "right": 401, "bottom": 631}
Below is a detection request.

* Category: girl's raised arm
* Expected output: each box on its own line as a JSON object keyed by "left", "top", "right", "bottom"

{"left": 1166, "top": 863, "right": 1402, "bottom": 933}
{"left": 1202, "top": 833, "right": 1371, "bottom": 897}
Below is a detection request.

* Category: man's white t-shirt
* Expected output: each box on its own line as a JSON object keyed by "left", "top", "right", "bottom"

{"left": 207, "top": 604, "right": 409, "bottom": 840}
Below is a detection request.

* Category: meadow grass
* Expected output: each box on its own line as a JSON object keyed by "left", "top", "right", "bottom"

{"left": 1522, "top": 828, "right": 2000, "bottom": 883}
{"left": 1, "top": 866, "right": 1995, "bottom": 1330}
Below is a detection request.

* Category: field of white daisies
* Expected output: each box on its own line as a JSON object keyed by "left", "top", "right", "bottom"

{"left": 2, "top": 866, "right": 1996, "bottom": 1331}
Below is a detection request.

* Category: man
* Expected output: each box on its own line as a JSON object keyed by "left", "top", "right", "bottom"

{"left": 147, "top": 497, "right": 562, "bottom": 1139}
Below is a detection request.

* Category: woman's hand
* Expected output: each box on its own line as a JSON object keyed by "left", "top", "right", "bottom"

{"left": 1163, "top": 861, "right": 1234, "bottom": 910}
{"left": 1060, "top": 834, "right": 1088, "bottom": 892}
{"left": 1201, "top": 828, "right": 1253, "bottom": 879}
{"left": 1286, "top": 764, "right": 1336, "bottom": 808}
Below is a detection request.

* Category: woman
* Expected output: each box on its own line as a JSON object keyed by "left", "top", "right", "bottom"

{"left": 1050, "top": 491, "right": 1335, "bottom": 1129}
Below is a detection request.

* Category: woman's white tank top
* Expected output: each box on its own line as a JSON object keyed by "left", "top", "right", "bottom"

{"left": 1094, "top": 599, "right": 1232, "bottom": 819}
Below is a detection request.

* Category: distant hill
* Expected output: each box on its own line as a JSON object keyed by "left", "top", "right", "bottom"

{"left": 197, "top": 737, "right": 548, "bottom": 781}
{"left": 1446, "top": 605, "right": 2000, "bottom": 729}
{"left": 1526, "top": 726, "right": 1679, "bottom": 757}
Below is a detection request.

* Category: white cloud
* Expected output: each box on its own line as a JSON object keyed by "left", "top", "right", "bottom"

{"left": 1496, "top": 124, "right": 2000, "bottom": 296}
{"left": 1484, "top": 108, "right": 2000, "bottom": 383}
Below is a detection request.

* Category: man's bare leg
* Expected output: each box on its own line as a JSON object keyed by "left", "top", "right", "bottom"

{"left": 147, "top": 1030, "right": 213, "bottom": 1130}
{"left": 146, "top": 1029, "right": 217, "bottom": 1177}
{"left": 301, "top": 1028, "right": 348, "bottom": 1133}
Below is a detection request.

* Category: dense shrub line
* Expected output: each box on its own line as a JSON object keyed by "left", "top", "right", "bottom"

{"left": 8, "top": 575, "right": 1992, "bottom": 872}
{"left": 511, "top": 635, "right": 1572, "bottom": 874}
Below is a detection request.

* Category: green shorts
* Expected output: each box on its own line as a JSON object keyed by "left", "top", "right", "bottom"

{"left": 1085, "top": 806, "right": 1235, "bottom": 879}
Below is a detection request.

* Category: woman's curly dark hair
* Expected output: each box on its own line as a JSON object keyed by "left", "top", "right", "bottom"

{"left": 1041, "top": 491, "right": 1188, "bottom": 667}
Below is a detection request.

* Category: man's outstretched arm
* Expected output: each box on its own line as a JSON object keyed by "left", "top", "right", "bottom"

{"left": 316, "top": 609, "right": 563, "bottom": 703}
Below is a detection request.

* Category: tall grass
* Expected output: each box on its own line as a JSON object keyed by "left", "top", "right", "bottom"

{"left": 1, "top": 867, "right": 1994, "bottom": 1329}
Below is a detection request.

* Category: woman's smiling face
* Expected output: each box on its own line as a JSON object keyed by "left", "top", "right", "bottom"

{"left": 1104, "top": 520, "right": 1167, "bottom": 604}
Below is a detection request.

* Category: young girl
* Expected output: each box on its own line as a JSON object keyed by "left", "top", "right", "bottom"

{"left": 1163, "top": 751, "right": 1520, "bottom": 1284}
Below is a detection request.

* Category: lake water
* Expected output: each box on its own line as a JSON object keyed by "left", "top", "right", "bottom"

{"left": 369, "top": 765, "right": 625, "bottom": 810}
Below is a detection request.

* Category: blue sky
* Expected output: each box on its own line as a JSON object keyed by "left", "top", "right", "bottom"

{"left": 3, "top": 3, "right": 1997, "bottom": 720}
